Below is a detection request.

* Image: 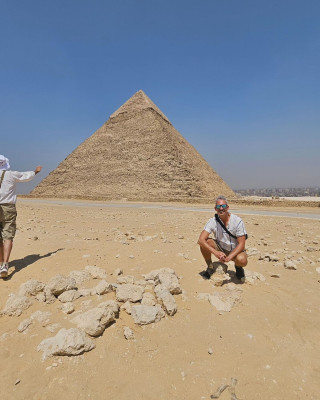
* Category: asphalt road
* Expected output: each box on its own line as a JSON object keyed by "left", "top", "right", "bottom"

{"left": 19, "top": 198, "right": 320, "bottom": 220}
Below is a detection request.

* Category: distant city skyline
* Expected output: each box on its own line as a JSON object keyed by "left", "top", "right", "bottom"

{"left": 1, "top": 0, "right": 319, "bottom": 195}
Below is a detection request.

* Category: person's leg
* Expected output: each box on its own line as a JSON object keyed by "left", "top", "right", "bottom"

{"left": 0, "top": 239, "right": 3, "bottom": 263}
{"left": 3, "top": 239, "right": 13, "bottom": 262}
{"left": 233, "top": 252, "right": 248, "bottom": 280}
{"left": 0, "top": 204, "right": 16, "bottom": 278}
{"left": 199, "top": 238, "right": 219, "bottom": 268}
{"left": 199, "top": 239, "right": 225, "bottom": 278}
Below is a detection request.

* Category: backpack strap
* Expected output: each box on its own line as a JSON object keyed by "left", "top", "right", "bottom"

{"left": 0, "top": 171, "right": 5, "bottom": 188}
{"left": 215, "top": 213, "right": 248, "bottom": 240}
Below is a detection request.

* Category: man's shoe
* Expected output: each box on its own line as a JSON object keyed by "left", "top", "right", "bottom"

{"left": 0, "top": 262, "right": 9, "bottom": 278}
{"left": 202, "top": 268, "right": 213, "bottom": 279}
{"left": 235, "top": 266, "right": 245, "bottom": 280}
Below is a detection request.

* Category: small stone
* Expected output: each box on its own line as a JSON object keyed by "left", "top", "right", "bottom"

{"left": 208, "top": 348, "right": 213, "bottom": 355}
{"left": 284, "top": 260, "right": 297, "bottom": 270}
{"left": 113, "top": 268, "right": 123, "bottom": 276}
{"left": 123, "top": 326, "right": 135, "bottom": 340}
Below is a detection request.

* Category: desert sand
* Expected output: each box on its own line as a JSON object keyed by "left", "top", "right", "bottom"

{"left": 1, "top": 199, "right": 319, "bottom": 400}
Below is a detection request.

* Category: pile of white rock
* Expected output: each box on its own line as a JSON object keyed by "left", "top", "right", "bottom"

{"left": 1, "top": 266, "right": 182, "bottom": 360}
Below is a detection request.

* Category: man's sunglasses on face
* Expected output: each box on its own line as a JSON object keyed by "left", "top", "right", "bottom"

{"left": 215, "top": 204, "right": 228, "bottom": 209}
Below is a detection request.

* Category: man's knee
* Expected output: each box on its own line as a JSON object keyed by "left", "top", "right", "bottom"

{"left": 234, "top": 252, "right": 248, "bottom": 267}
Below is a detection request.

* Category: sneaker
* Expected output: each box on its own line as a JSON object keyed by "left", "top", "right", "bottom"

{"left": 235, "top": 266, "right": 245, "bottom": 280}
{"left": 0, "top": 262, "right": 9, "bottom": 278}
{"left": 202, "top": 268, "right": 213, "bottom": 279}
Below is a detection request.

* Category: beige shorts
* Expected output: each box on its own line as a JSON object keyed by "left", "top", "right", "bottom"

{"left": 207, "top": 238, "right": 246, "bottom": 256}
{"left": 0, "top": 204, "right": 17, "bottom": 240}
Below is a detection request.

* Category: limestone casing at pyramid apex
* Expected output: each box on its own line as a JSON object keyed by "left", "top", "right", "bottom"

{"left": 109, "top": 90, "right": 171, "bottom": 124}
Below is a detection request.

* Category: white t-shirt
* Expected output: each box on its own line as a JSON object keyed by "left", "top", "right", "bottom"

{"left": 204, "top": 213, "right": 247, "bottom": 252}
{"left": 0, "top": 170, "right": 35, "bottom": 204}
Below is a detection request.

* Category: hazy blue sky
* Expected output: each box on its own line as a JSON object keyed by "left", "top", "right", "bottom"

{"left": 1, "top": 0, "right": 319, "bottom": 193}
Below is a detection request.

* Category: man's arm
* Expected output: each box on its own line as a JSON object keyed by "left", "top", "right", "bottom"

{"left": 198, "top": 230, "right": 226, "bottom": 261}
{"left": 14, "top": 166, "right": 42, "bottom": 182}
{"left": 223, "top": 235, "right": 246, "bottom": 262}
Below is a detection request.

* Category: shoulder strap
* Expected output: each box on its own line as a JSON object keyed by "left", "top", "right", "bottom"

{"left": 0, "top": 171, "right": 5, "bottom": 188}
{"left": 215, "top": 213, "right": 248, "bottom": 240}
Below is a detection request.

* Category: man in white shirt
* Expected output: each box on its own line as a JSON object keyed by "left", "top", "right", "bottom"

{"left": 198, "top": 195, "right": 248, "bottom": 281}
{"left": 0, "top": 155, "right": 42, "bottom": 278}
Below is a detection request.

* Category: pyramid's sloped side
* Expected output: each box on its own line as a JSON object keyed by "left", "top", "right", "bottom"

{"left": 31, "top": 109, "right": 234, "bottom": 202}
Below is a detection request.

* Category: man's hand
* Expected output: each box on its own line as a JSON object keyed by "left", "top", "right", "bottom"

{"left": 34, "top": 166, "right": 42, "bottom": 175}
{"left": 215, "top": 251, "right": 226, "bottom": 261}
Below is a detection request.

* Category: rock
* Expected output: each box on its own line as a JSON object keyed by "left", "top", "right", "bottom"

{"left": 141, "top": 292, "right": 156, "bottom": 306}
{"left": 92, "top": 280, "right": 113, "bottom": 295}
{"left": 85, "top": 266, "right": 108, "bottom": 279}
{"left": 117, "top": 275, "right": 135, "bottom": 284}
{"left": 35, "top": 292, "right": 46, "bottom": 302}
{"left": 134, "top": 279, "right": 148, "bottom": 287}
{"left": 113, "top": 268, "right": 123, "bottom": 276}
{"left": 143, "top": 270, "right": 160, "bottom": 281}
{"left": 131, "top": 305, "right": 165, "bottom": 325}
{"left": 2, "top": 295, "right": 33, "bottom": 317}
{"left": 123, "top": 326, "right": 135, "bottom": 340}
{"left": 46, "top": 323, "right": 61, "bottom": 333}
{"left": 208, "top": 285, "right": 242, "bottom": 312}
{"left": 243, "top": 270, "right": 266, "bottom": 284}
{"left": 69, "top": 270, "right": 91, "bottom": 285}
{"left": 18, "top": 280, "right": 45, "bottom": 297}
{"left": 31, "top": 311, "right": 52, "bottom": 325}
{"left": 211, "top": 271, "right": 231, "bottom": 287}
{"left": 58, "top": 290, "right": 81, "bottom": 303}
{"left": 97, "top": 300, "right": 119, "bottom": 316}
{"left": 71, "top": 304, "right": 117, "bottom": 337}
{"left": 284, "top": 260, "right": 297, "bottom": 270}
{"left": 78, "top": 288, "right": 92, "bottom": 297}
{"left": 156, "top": 270, "right": 181, "bottom": 295}
{"left": 37, "top": 328, "right": 95, "bottom": 360}
{"left": 316, "top": 267, "right": 320, "bottom": 274}
{"left": 116, "top": 284, "right": 144, "bottom": 303}
{"left": 43, "top": 286, "right": 56, "bottom": 304}
{"left": 208, "top": 348, "right": 213, "bottom": 355}
{"left": 154, "top": 285, "right": 177, "bottom": 316}
{"left": 47, "top": 275, "right": 77, "bottom": 296}
{"left": 18, "top": 318, "right": 32, "bottom": 333}
{"left": 60, "top": 302, "right": 75, "bottom": 314}
{"left": 120, "top": 301, "right": 132, "bottom": 314}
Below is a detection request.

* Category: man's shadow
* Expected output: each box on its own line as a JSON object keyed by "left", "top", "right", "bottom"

{"left": 6, "top": 248, "right": 64, "bottom": 280}
{"left": 199, "top": 261, "right": 244, "bottom": 284}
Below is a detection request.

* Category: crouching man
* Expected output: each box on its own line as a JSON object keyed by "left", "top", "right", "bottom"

{"left": 198, "top": 195, "right": 248, "bottom": 280}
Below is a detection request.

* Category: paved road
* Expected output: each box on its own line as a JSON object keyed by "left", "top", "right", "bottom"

{"left": 19, "top": 198, "right": 320, "bottom": 220}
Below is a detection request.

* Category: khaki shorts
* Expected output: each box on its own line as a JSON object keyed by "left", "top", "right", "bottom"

{"left": 0, "top": 204, "right": 17, "bottom": 240}
{"left": 207, "top": 238, "right": 246, "bottom": 256}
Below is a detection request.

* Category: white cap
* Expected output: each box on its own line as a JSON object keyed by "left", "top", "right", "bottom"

{"left": 0, "top": 155, "right": 10, "bottom": 171}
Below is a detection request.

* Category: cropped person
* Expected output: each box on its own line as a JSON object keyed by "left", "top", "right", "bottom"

{"left": 198, "top": 195, "right": 248, "bottom": 280}
{"left": 0, "top": 155, "right": 42, "bottom": 278}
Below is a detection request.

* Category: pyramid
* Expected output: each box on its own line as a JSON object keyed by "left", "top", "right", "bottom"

{"left": 31, "top": 90, "right": 235, "bottom": 202}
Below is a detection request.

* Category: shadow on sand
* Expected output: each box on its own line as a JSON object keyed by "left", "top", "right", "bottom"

{"left": 6, "top": 248, "right": 64, "bottom": 280}
{"left": 199, "top": 261, "right": 244, "bottom": 284}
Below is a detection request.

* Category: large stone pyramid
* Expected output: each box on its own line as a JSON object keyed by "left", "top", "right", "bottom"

{"left": 31, "top": 90, "right": 235, "bottom": 202}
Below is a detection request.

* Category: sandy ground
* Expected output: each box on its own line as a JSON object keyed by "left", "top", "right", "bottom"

{"left": 1, "top": 200, "right": 320, "bottom": 400}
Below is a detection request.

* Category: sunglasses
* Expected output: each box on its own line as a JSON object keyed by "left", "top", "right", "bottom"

{"left": 215, "top": 204, "right": 228, "bottom": 209}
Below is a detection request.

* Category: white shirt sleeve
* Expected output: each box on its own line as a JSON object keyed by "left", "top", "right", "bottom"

{"left": 204, "top": 218, "right": 216, "bottom": 234}
{"left": 234, "top": 219, "right": 247, "bottom": 237}
{"left": 12, "top": 171, "right": 35, "bottom": 182}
